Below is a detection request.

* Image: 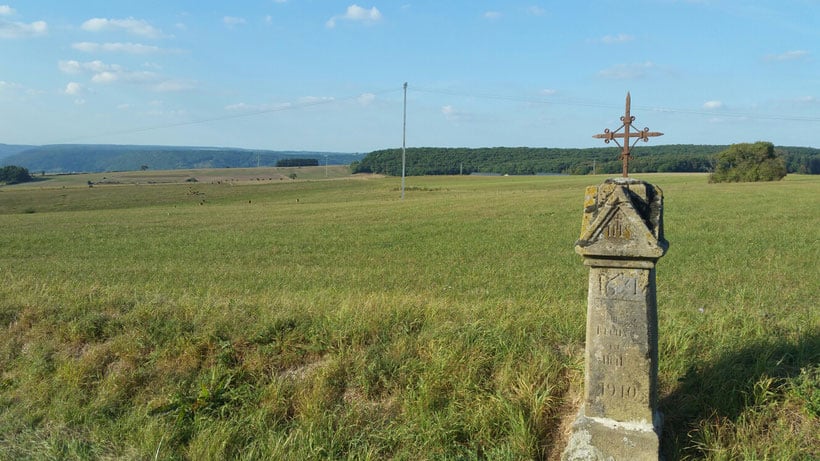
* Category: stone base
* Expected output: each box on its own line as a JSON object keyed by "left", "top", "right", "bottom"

{"left": 562, "top": 409, "right": 662, "bottom": 461}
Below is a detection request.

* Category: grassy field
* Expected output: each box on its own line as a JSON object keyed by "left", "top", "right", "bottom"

{"left": 0, "top": 170, "right": 817, "bottom": 460}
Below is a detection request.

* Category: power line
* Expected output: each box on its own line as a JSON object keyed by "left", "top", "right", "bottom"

{"left": 46, "top": 83, "right": 818, "bottom": 146}
{"left": 411, "top": 86, "right": 820, "bottom": 123}
{"left": 55, "top": 87, "right": 403, "bottom": 144}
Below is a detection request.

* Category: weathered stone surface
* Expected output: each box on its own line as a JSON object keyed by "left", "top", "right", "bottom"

{"left": 563, "top": 178, "right": 667, "bottom": 461}
{"left": 576, "top": 178, "right": 667, "bottom": 261}
{"left": 583, "top": 265, "right": 657, "bottom": 424}
{"left": 563, "top": 413, "right": 662, "bottom": 461}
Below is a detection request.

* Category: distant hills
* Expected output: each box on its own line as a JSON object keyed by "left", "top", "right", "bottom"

{"left": 0, "top": 144, "right": 35, "bottom": 160}
{"left": 0, "top": 144, "right": 364, "bottom": 174}
{"left": 3, "top": 143, "right": 818, "bottom": 176}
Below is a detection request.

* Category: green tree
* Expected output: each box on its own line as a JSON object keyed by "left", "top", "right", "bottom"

{"left": 0, "top": 165, "right": 33, "bottom": 184}
{"left": 276, "top": 158, "right": 319, "bottom": 167}
{"left": 709, "top": 141, "right": 787, "bottom": 183}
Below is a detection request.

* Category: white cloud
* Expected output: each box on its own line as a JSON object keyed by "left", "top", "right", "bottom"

{"left": 103, "top": 70, "right": 158, "bottom": 84}
{"left": 598, "top": 61, "right": 655, "bottom": 79}
{"left": 226, "top": 102, "right": 253, "bottom": 111}
{"left": 326, "top": 4, "right": 382, "bottom": 28}
{"left": 0, "top": 80, "right": 22, "bottom": 91}
{"left": 528, "top": 6, "right": 546, "bottom": 16}
{"left": 439, "top": 104, "right": 481, "bottom": 123}
{"left": 539, "top": 88, "right": 556, "bottom": 96}
{"left": 299, "top": 96, "right": 335, "bottom": 105}
{"left": 81, "top": 17, "right": 164, "bottom": 38}
{"left": 442, "top": 104, "right": 464, "bottom": 121}
{"left": 72, "top": 41, "right": 164, "bottom": 54}
{"left": 601, "top": 33, "right": 634, "bottom": 44}
{"left": 59, "top": 59, "right": 123, "bottom": 75}
{"left": 86, "top": 69, "right": 183, "bottom": 90}
{"left": 91, "top": 71, "right": 120, "bottom": 83}
{"left": 60, "top": 59, "right": 166, "bottom": 86}
{"left": 345, "top": 4, "right": 382, "bottom": 21}
{"left": 0, "top": 5, "right": 15, "bottom": 15}
{"left": 794, "top": 95, "right": 818, "bottom": 104}
{"left": 86, "top": 60, "right": 120, "bottom": 73}
{"left": 223, "top": 16, "right": 247, "bottom": 27}
{"left": 227, "top": 96, "right": 336, "bottom": 113}
{"left": 58, "top": 60, "right": 81, "bottom": 74}
{"left": 0, "top": 19, "right": 47, "bottom": 38}
{"left": 64, "top": 82, "right": 83, "bottom": 95}
{"left": 484, "top": 11, "right": 502, "bottom": 19}
{"left": 764, "top": 50, "right": 809, "bottom": 62}
{"left": 702, "top": 100, "right": 723, "bottom": 109}
{"left": 358, "top": 92, "right": 376, "bottom": 106}
{"left": 225, "top": 102, "right": 292, "bottom": 111}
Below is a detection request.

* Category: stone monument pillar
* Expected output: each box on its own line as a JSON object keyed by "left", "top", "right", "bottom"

{"left": 562, "top": 178, "right": 668, "bottom": 461}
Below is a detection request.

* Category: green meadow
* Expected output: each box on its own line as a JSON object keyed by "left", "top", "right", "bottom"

{"left": 0, "top": 169, "right": 817, "bottom": 460}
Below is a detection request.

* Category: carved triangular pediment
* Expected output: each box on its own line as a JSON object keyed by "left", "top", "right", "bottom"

{"left": 576, "top": 185, "right": 666, "bottom": 259}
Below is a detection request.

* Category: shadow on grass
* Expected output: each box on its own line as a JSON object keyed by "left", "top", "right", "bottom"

{"left": 659, "top": 331, "right": 819, "bottom": 458}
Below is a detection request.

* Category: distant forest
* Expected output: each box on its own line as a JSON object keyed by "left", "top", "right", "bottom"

{"left": 3, "top": 143, "right": 818, "bottom": 176}
{"left": 352, "top": 145, "right": 820, "bottom": 176}
{"left": 0, "top": 144, "right": 363, "bottom": 174}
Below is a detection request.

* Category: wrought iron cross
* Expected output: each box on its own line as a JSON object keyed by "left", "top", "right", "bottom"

{"left": 593, "top": 92, "right": 663, "bottom": 178}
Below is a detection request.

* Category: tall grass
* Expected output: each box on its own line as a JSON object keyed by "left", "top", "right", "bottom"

{"left": 0, "top": 173, "right": 817, "bottom": 460}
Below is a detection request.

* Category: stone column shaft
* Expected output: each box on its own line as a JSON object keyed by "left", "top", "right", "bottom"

{"left": 563, "top": 178, "right": 668, "bottom": 461}
{"left": 584, "top": 263, "right": 658, "bottom": 424}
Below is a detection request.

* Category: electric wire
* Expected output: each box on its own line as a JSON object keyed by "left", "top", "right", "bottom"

{"left": 412, "top": 86, "right": 820, "bottom": 123}
{"left": 56, "top": 87, "right": 403, "bottom": 144}
{"left": 52, "top": 84, "right": 818, "bottom": 144}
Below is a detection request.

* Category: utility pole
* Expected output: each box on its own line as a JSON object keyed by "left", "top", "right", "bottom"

{"left": 401, "top": 82, "right": 407, "bottom": 200}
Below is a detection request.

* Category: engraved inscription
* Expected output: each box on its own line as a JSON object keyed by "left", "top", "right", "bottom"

{"left": 596, "top": 354, "right": 623, "bottom": 367}
{"left": 598, "top": 382, "right": 638, "bottom": 399}
{"left": 606, "top": 273, "right": 637, "bottom": 297}
{"left": 604, "top": 211, "right": 631, "bottom": 239}
{"left": 596, "top": 325, "right": 627, "bottom": 337}
{"left": 596, "top": 270, "right": 645, "bottom": 301}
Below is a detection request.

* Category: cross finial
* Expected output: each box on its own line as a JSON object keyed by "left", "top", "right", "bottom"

{"left": 592, "top": 92, "right": 663, "bottom": 177}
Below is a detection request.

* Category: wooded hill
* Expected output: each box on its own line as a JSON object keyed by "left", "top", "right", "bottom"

{"left": 0, "top": 144, "right": 35, "bottom": 160}
{"left": 352, "top": 145, "right": 820, "bottom": 176}
{"left": 4, "top": 143, "right": 818, "bottom": 176}
{"left": 1, "top": 144, "right": 363, "bottom": 174}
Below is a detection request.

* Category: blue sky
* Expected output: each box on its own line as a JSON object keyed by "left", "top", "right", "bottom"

{"left": 1, "top": 1, "right": 818, "bottom": 152}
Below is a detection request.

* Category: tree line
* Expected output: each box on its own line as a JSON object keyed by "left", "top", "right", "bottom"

{"left": 276, "top": 158, "right": 320, "bottom": 167}
{"left": 351, "top": 145, "right": 819, "bottom": 176}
